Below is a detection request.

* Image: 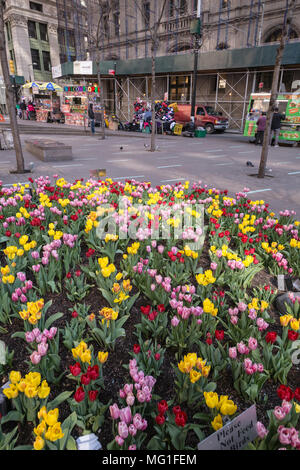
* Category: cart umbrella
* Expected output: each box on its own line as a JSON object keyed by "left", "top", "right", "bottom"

{"left": 22, "top": 82, "right": 40, "bottom": 89}
{"left": 39, "top": 82, "right": 63, "bottom": 92}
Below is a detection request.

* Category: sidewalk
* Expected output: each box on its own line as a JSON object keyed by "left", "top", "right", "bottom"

{"left": 0, "top": 118, "right": 243, "bottom": 138}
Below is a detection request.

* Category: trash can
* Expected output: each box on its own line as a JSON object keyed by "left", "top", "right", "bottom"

{"left": 195, "top": 128, "right": 206, "bottom": 138}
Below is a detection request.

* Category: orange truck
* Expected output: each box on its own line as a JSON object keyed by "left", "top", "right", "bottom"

{"left": 174, "top": 104, "right": 229, "bottom": 134}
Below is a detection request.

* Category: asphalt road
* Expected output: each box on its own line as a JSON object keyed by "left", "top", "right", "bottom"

{"left": 0, "top": 130, "right": 299, "bottom": 216}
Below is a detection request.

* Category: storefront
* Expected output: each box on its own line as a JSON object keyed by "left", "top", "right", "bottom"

{"left": 22, "top": 82, "right": 63, "bottom": 123}
{"left": 62, "top": 83, "right": 104, "bottom": 126}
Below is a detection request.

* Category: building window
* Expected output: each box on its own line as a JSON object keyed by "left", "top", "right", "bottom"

{"left": 222, "top": 0, "right": 228, "bottom": 8}
{"left": 103, "top": 14, "right": 109, "bottom": 37}
{"left": 30, "top": 1, "right": 43, "bottom": 12}
{"left": 42, "top": 51, "right": 51, "bottom": 72}
{"left": 143, "top": 1, "right": 150, "bottom": 27}
{"left": 113, "top": 12, "right": 120, "bottom": 36}
{"left": 5, "top": 22, "right": 11, "bottom": 41}
{"left": 169, "top": 75, "right": 191, "bottom": 102}
{"left": 28, "top": 20, "right": 37, "bottom": 39}
{"left": 68, "top": 30, "right": 75, "bottom": 48}
{"left": 39, "top": 23, "right": 48, "bottom": 42}
{"left": 264, "top": 28, "right": 298, "bottom": 43}
{"left": 31, "top": 48, "right": 41, "bottom": 70}
{"left": 179, "top": 0, "right": 187, "bottom": 15}
{"left": 169, "top": 0, "right": 175, "bottom": 17}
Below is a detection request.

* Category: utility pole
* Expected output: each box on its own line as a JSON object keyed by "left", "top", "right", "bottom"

{"left": 190, "top": 0, "right": 202, "bottom": 125}
{"left": 0, "top": 0, "right": 25, "bottom": 173}
{"left": 258, "top": 0, "right": 297, "bottom": 178}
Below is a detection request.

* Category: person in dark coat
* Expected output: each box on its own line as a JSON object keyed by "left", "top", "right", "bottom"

{"left": 20, "top": 100, "right": 27, "bottom": 120}
{"left": 88, "top": 103, "right": 95, "bottom": 134}
{"left": 255, "top": 111, "right": 267, "bottom": 145}
{"left": 270, "top": 107, "right": 285, "bottom": 147}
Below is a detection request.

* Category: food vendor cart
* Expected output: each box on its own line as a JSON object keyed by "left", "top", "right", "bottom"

{"left": 244, "top": 92, "right": 300, "bottom": 145}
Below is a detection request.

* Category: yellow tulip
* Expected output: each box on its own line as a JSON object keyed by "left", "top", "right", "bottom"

{"left": 9, "top": 370, "right": 21, "bottom": 384}
{"left": 44, "top": 408, "right": 59, "bottom": 426}
{"left": 98, "top": 351, "right": 108, "bottom": 363}
{"left": 290, "top": 319, "right": 300, "bottom": 331}
{"left": 34, "top": 420, "right": 47, "bottom": 436}
{"left": 211, "top": 414, "right": 223, "bottom": 431}
{"left": 3, "top": 384, "right": 19, "bottom": 399}
{"left": 33, "top": 436, "right": 45, "bottom": 450}
{"left": 220, "top": 399, "right": 237, "bottom": 416}
{"left": 204, "top": 391, "right": 219, "bottom": 409}
{"left": 38, "top": 406, "right": 48, "bottom": 420}
{"left": 189, "top": 369, "right": 201, "bottom": 383}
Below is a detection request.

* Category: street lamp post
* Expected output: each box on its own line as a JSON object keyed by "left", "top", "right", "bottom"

{"left": 190, "top": 0, "right": 202, "bottom": 126}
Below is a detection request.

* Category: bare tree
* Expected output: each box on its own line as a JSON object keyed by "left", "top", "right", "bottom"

{"left": 0, "top": 0, "right": 25, "bottom": 173}
{"left": 134, "top": 0, "right": 168, "bottom": 152}
{"left": 258, "top": 0, "right": 297, "bottom": 178}
{"left": 87, "top": 0, "right": 113, "bottom": 140}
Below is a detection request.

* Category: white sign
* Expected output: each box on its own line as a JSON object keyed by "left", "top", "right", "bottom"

{"left": 52, "top": 64, "right": 62, "bottom": 79}
{"left": 197, "top": 405, "right": 257, "bottom": 451}
{"left": 74, "top": 61, "right": 93, "bottom": 75}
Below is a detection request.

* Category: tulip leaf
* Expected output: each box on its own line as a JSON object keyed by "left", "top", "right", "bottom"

{"left": 48, "top": 390, "right": 73, "bottom": 410}
{"left": 44, "top": 312, "right": 63, "bottom": 330}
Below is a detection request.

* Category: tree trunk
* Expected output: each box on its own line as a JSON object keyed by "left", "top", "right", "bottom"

{"left": 258, "top": 0, "right": 296, "bottom": 178}
{"left": 96, "top": 50, "right": 106, "bottom": 140}
{"left": 150, "top": 41, "right": 156, "bottom": 152}
{"left": 0, "top": 2, "right": 25, "bottom": 173}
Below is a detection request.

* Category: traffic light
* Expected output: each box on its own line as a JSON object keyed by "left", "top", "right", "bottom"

{"left": 9, "top": 59, "right": 15, "bottom": 75}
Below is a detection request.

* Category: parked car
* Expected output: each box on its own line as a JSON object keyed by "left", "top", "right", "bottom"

{"left": 174, "top": 104, "right": 229, "bottom": 134}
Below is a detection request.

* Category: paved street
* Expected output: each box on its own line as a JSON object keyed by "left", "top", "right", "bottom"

{"left": 0, "top": 129, "right": 300, "bottom": 215}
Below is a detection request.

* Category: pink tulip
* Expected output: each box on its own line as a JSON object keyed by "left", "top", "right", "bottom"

{"left": 248, "top": 337, "right": 258, "bottom": 351}
{"left": 11, "top": 293, "right": 19, "bottom": 302}
{"left": 25, "top": 331, "right": 36, "bottom": 343}
{"left": 115, "top": 435, "right": 124, "bottom": 446}
{"left": 119, "top": 406, "right": 132, "bottom": 425}
{"left": 30, "top": 351, "right": 41, "bottom": 364}
{"left": 118, "top": 421, "right": 129, "bottom": 439}
{"left": 37, "top": 342, "right": 48, "bottom": 357}
{"left": 256, "top": 421, "right": 268, "bottom": 439}
{"left": 126, "top": 393, "right": 135, "bottom": 406}
{"left": 133, "top": 413, "right": 143, "bottom": 430}
{"left": 109, "top": 403, "right": 120, "bottom": 420}
{"left": 229, "top": 347, "right": 237, "bottom": 359}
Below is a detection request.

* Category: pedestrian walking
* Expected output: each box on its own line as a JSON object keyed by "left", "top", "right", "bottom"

{"left": 270, "top": 107, "right": 285, "bottom": 147}
{"left": 255, "top": 111, "right": 267, "bottom": 145}
{"left": 88, "top": 103, "right": 95, "bottom": 135}
{"left": 20, "top": 100, "right": 27, "bottom": 120}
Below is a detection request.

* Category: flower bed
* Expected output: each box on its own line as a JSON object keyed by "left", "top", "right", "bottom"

{"left": 0, "top": 176, "right": 299, "bottom": 451}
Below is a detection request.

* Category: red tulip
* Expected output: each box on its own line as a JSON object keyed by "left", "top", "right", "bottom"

{"left": 81, "top": 373, "right": 91, "bottom": 386}
{"left": 69, "top": 362, "right": 81, "bottom": 376}
{"left": 265, "top": 331, "right": 277, "bottom": 344}
{"left": 215, "top": 329, "right": 224, "bottom": 341}
{"left": 88, "top": 390, "right": 98, "bottom": 402}
{"left": 288, "top": 330, "right": 299, "bottom": 341}
{"left": 74, "top": 386, "right": 85, "bottom": 403}
{"left": 155, "top": 414, "right": 166, "bottom": 426}
{"left": 87, "top": 365, "right": 99, "bottom": 381}
{"left": 140, "top": 305, "right": 151, "bottom": 316}
{"left": 175, "top": 410, "right": 187, "bottom": 427}
{"left": 157, "top": 400, "right": 168, "bottom": 415}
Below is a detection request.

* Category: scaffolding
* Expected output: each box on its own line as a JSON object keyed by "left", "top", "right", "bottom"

{"left": 56, "top": 1, "right": 299, "bottom": 129}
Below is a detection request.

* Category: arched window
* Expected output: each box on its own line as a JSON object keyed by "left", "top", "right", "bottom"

{"left": 264, "top": 28, "right": 298, "bottom": 43}
{"left": 168, "top": 43, "right": 192, "bottom": 53}
{"left": 217, "top": 41, "right": 230, "bottom": 50}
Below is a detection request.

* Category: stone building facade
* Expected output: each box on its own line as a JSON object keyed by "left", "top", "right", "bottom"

{"left": 2, "top": 0, "right": 60, "bottom": 82}
{"left": 86, "top": 0, "right": 300, "bottom": 60}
